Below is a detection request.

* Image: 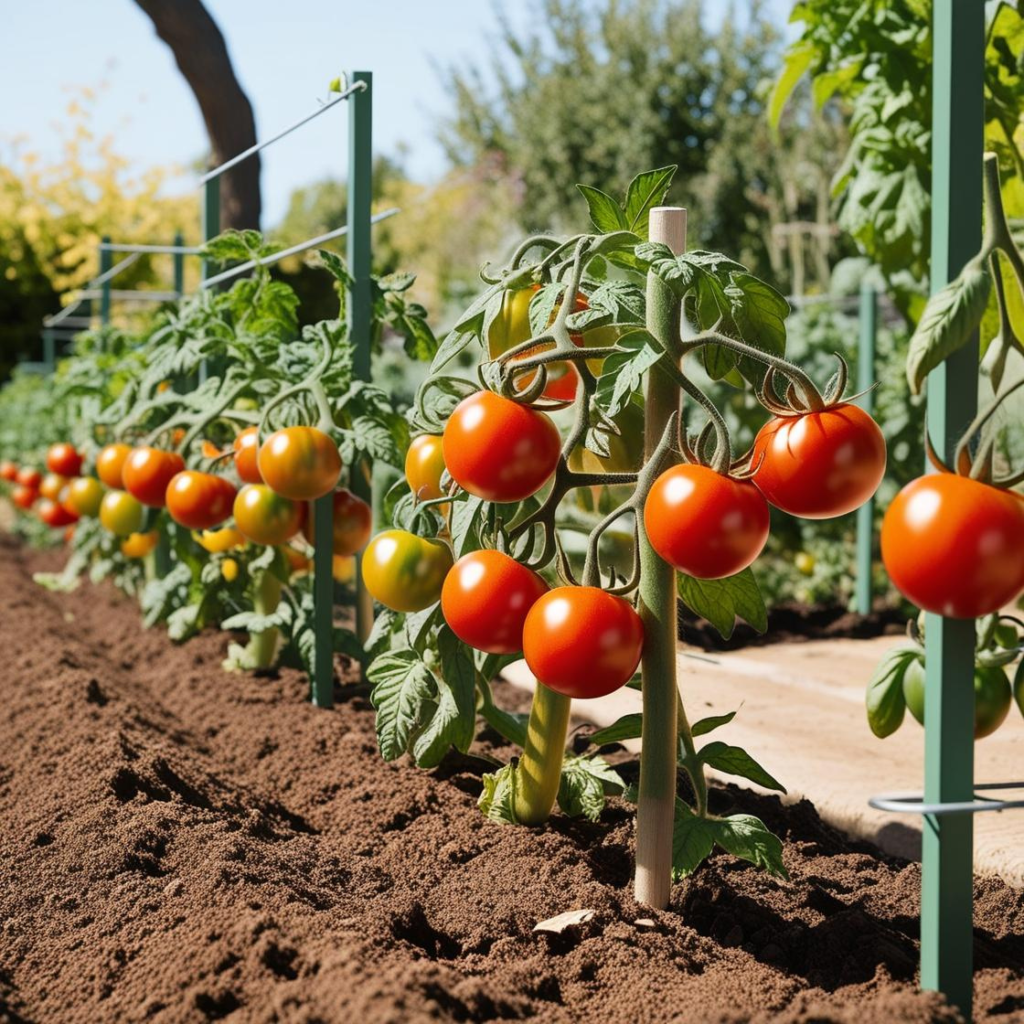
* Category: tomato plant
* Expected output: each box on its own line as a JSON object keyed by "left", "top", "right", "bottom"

{"left": 122, "top": 447, "right": 186, "bottom": 507}
{"left": 362, "top": 529, "right": 454, "bottom": 613}
{"left": 303, "top": 488, "right": 371, "bottom": 556}
{"left": 233, "top": 484, "right": 303, "bottom": 546}
{"left": 257, "top": 426, "right": 341, "bottom": 502}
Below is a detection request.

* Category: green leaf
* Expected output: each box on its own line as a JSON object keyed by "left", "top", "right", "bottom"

{"left": 907, "top": 260, "right": 991, "bottom": 394}
{"left": 316, "top": 249, "right": 353, "bottom": 286}
{"left": 622, "top": 165, "right": 677, "bottom": 237}
{"left": 412, "top": 627, "right": 477, "bottom": 768}
{"left": 479, "top": 763, "right": 519, "bottom": 824}
{"left": 557, "top": 755, "right": 625, "bottom": 821}
{"left": 677, "top": 568, "right": 767, "bottom": 641}
{"left": 672, "top": 800, "right": 716, "bottom": 879}
{"left": 368, "top": 649, "right": 434, "bottom": 761}
{"left": 481, "top": 704, "right": 530, "bottom": 748}
{"left": 866, "top": 645, "right": 919, "bottom": 738}
{"left": 708, "top": 813, "right": 788, "bottom": 879}
{"left": 768, "top": 41, "right": 815, "bottom": 128}
{"left": 691, "top": 710, "right": 737, "bottom": 737}
{"left": 727, "top": 273, "right": 789, "bottom": 361}
{"left": 588, "top": 713, "right": 644, "bottom": 747}
{"left": 698, "top": 741, "right": 786, "bottom": 793}
{"left": 577, "top": 184, "right": 627, "bottom": 234}
{"left": 594, "top": 329, "right": 662, "bottom": 418}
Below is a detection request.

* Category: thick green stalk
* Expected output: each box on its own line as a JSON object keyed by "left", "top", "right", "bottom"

{"left": 245, "top": 569, "right": 282, "bottom": 669}
{"left": 635, "top": 243, "right": 685, "bottom": 909}
{"left": 513, "top": 681, "right": 571, "bottom": 826}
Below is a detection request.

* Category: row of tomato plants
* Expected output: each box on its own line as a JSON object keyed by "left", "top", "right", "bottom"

{"left": 2, "top": 163, "right": 1023, "bottom": 907}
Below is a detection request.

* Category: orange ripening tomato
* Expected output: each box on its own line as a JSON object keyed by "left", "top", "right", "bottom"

{"left": 39, "top": 473, "right": 69, "bottom": 501}
{"left": 122, "top": 447, "right": 186, "bottom": 507}
{"left": 752, "top": 404, "right": 886, "bottom": 519}
{"left": 0, "top": 460, "right": 18, "bottom": 481}
{"left": 46, "top": 443, "right": 83, "bottom": 478}
{"left": 644, "top": 464, "right": 770, "bottom": 579}
{"left": 121, "top": 531, "right": 160, "bottom": 559}
{"left": 303, "top": 488, "right": 372, "bottom": 556}
{"left": 38, "top": 498, "right": 78, "bottom": 528}
{"left": 165, "top": 471, "right": 237, "bottom": 530}
{"left": 523, "top": 586, "right": 644, "bottom": 699}
{"left": 257, "top": 426, "right": 341, "bottom": 501}
{"left": 233, "top": 484, "right": 304, "bottom": 546}
{"left": 16, "top": 467, "right": 42, "bottom": 490}
{"left": 443, "top": 391, "right": 561, "bottom": 503}
{"left": 11, "top": 485, "right": 38, "bottom": 510}
{"left": 441, "top": 549, "right": 548, "bottom": 654}
{"left": 881, "top": 473, "right": 1024, "bottom": 619}
{"left": 232, "top": 426, "right": 263, "bottom": 484}
{"left": 65, "top": 477, "right": 105, "bottom": 517}
{"left": 405, "top": 434, "right": 447, "bottom": 502}
{"left": 96, "top": 443, "right": 132, "bottom": 489}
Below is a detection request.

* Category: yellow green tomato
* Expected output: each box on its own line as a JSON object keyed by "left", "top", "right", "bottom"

{"left": 66, "top": 477, "right": 105, "bottom": 517}
{"left": 361, "top": 530, "right": 454, "bottom": 613}
{"left": 795, "top": 552, "right": 816, "bottom": 576}
{"left": 99, "top": 490, "right": 144, "bottom": 537}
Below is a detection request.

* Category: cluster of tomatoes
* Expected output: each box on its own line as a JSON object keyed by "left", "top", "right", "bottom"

{"left": 361, "top": 386, "right": 888, "bottom": 700}
{"left": 1, "top": 425, "right": 371, "bottom": 569}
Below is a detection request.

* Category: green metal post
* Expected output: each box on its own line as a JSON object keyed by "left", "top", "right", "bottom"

{"left": 921, "top": 3, "right": 984, "bottom": 1018}
{"left": 173, "top": 231, "right": 185, "bottom": 296}
{"left": 348, "top": 70, "right": 374, "bottom": 648}
{"left": 42, "top": 329, "right": 55, "bottom": 372}
{"left": 854, "top": 283, "right": 876, "bottom": 616}
{"left": 99, "top": 235, "right": 112, "bottom": 326}
{"left": 199, "top": 177, "right": 220, "bottom": 383}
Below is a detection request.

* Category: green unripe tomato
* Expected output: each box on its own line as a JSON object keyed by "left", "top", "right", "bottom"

{"left": 902, "top": 660, "right": 1012, "bottom": 739}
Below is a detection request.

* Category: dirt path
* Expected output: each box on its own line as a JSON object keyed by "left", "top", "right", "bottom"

{"left": 1, "top": 537, "right": 1023, "bottom": 1023}
{"left": 505, "top": 635, "right": 1024, "bottom": 884}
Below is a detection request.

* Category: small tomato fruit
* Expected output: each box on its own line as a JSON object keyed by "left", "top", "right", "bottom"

{"left": 46, "top": 443, "right": 83, "bottom": 478}
{"left": 362, "top": 530, "right": 454, "bottom": 613}
{"left": 99, "top": 490, "right": 145, "bottom": 537}
{"left": 96, "top": 443, "right": 132, "bottom": 489}
{"left": 233, "top": 484, "right": 303, "bottom": 546}
{"left": 257, "top": 426, "right": 341, "bottom": 501}
{"left": 303, "top": 488, "right": 372, "bottom": 556}
{"left": 122, "top": 447, "right": 186, "bottom": 507}
{"left": 165, "top": 471, "right": 237, "bottom": 530}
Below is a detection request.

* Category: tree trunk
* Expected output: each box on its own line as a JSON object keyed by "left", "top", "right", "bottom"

{"left": 133, "top": 0, "right": 261, "bottom": 230}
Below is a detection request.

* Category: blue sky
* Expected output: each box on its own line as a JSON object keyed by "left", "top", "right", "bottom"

{"left": 1, "top": 0, "right": 795, "bottom": 226}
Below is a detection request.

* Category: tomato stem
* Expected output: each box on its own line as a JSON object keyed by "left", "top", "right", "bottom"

{"left": 245, "top": 568, "right": 282, "bottom": 669}
{"left": 513, "top": 681, "right": 571, "bottom": 826}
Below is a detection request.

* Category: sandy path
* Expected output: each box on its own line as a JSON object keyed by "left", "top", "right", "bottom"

{"left": 504, "top": 636, "right": 1024, "bottom": 884}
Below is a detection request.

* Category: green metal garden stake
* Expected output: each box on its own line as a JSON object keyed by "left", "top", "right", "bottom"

{"left": 42, "top": 329, "right": 55, "bottom": 373}
{"left": 921, "top": 3, "right": 984, "bottom": 1018}
{"left": 173, "top": 231, "right": 185, "bottom": 297}
{"left": 99, "top": 235, "right": 112, "bottom": 327}
{"left": 199, "top": 177, "right": 220, "bottom": 384}
{"left": 854, "top": 282, "right": 876, "bottom": 616}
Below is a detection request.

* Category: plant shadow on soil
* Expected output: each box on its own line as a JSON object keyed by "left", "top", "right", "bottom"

{"left": 0, "top": 535, "right": 1021, "bottom": 1024}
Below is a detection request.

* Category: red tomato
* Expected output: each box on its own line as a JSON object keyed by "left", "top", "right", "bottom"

{"left": 165, "top": 471, "right": 237, "bottom": 530}
{"left": 38, "top": 498, "right": 79, "bottom": 528}
{"left": 644, "top": 464, "right": 770, "bottom": 579}
{"left": 442, "top": 391, "right": 561, "bottom": 502}
{"left": 96, "top": 443, "right": 132, "bottom": 489}
{"left": 233, "top": 484, "right": 304, "bottom": 546}
{"left": 16, "top": 467, "right": 41, "bottom": 490}
{"left": 752, "top": 404, "right": 886, "bottom": 519}
{"left": 881, "top": 473, "right": 1024, "bottom": 618}
{"left": 405, "top": 434, "right": 447, "bottom": 502}
{"left": 257, "top": 426, "right": 341, "bottom": 501}
{"left": 441, "top": 549, "right": 548, "bottom": 654}
{"left": 122, "top": 447, "right": 186, "bottom": 507}
{"left": 0, "top": 461, "right": 17, "bottom": 482}
{"left": 46, "top": 443, "right": 83, "bottom": 478}
{"left": 232, "top": 426, "right": 263, "bottom": 484}
{"left": 303, "top": 488, "right": 372, "bottom": 556}
{"left": 11, "top": 485, "right": 38, "bottom": 510}
{"left": 523, "top": 586, "right": 644, "bottom": 699}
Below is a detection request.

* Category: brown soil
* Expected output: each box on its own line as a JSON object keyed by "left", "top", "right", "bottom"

{"left": 1, "top": 535, "right": 1022, "bottom": 1024}
{"left": 680, "top": 601, "right": 906, "bottom": 651}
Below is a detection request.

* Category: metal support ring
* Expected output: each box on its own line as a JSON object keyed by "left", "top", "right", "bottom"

{"left": 869, "top": 782, "right": 1024, "bottom": 816}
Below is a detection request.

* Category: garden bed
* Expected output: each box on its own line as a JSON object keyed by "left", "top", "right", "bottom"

{"left": 1, "top": 535, "right": 1022, "bottom": 1024}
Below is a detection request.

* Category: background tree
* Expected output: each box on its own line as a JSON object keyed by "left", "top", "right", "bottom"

{"left": 133, "top": 0, "right": 261, "bottom": 230}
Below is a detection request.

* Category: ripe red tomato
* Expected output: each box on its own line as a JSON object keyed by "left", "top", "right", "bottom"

{"left": 303, "top": 488, "right": 372, "bottom": 556}
{"left": 96, "top": 443, "right": 132, "bottom": 489}
{"left": 361, "top": 529, "right": 454, "bottom": 613}
{"left": 644, "top": 464, "right": 770, "bottom": 579}
{"left": 165, "top": 471, "right": 237, "bottom": 530}
{"left": 523, "top": 586, "right": 644, "bottom": 699}
{"left": 0, "top": 460, "right": 17, "bottom": 482}
{"left": 39, "top": 473, "right": 69, "bottom": 501}
{"left": 11, "top": 485, "right": 38, "bottom": 510}
{"left": 443, "top": 391, "right": 561, "bottom": 502}
{"left": 233, "top": 484, "right": 304, "bottom": 546}
{"left": 752, "top": 404, "right": 886, "bottom": 519}
{"left": 46, "top": 443, "right": 82, "bottom": 478}
{"left": 38, "top": 498, "right": 79, "bottom": 528}
{"left": 122, "top": 447, "right": 186, "bottom": 507}
{"left": 257, "top": 426, "right": 341, "bottom": 501}
{"left": 882, "top": 473, "right": 1024, "bottom": 618}
{"left": 405, "top": 434, "right": 447, "bottom": 501}
{"left": 232, "top": 426, "right": 263, "bottom": 484}
{"left": 441, "top": 549, "right": 548, "bottom": 654}
{"left": 16, "top": 467, "right": 42, "bottom": 490}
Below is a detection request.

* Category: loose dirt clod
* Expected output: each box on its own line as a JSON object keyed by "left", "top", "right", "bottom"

{"left": 533, "top": 909, "right": 596, "bottom": 934}
{"left": 0, "top": 536, "right": 1021, "bottom": 1023}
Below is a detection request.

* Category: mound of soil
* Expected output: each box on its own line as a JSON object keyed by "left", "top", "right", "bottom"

{"left": 1, "top": 535, "right": 1021, "bottom": 1024}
